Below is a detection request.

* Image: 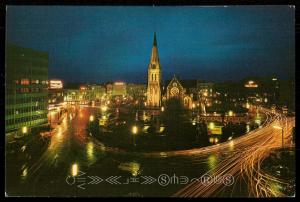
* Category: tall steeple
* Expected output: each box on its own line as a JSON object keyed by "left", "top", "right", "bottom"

{"left": 153, "top": 32, "right": 157, "bottom": 46}
{"left": 147, "top": 32, "right": 162, "bottom": 108}
{"left": 150, "top": 32, "right": 159, "bottom": 65}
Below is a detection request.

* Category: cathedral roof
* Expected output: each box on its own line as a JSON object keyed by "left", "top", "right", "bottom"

{"left": 164, "top": 76, "right": 197, "bottom": 89}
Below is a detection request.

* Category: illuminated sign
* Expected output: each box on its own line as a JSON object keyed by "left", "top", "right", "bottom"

{"left": 245, "top": 80, "right": 258, "bottom": 88}
{"left": 99, "top": 118, "right": 108, "bottom": 126}
{"left": 114, "top": 82, "right": 125, "bottom": 85}
{"left": 207, "top": 126, "right": 223, "bottom": 135}
{"left": 282, "top": 106, "right": 288, "bottom": 114}
{"left": 50, "top": 80, "right": 63, "bottom": 89}
{"left": 80, "top": 86, "right": 87, "bottom": 90}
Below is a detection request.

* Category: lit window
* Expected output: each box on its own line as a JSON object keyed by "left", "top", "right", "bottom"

{"left": 21, "top": 88, "right": 29, "bottom": 92}
{"left": 21, "top": 79, "right": 29, "bottom": 85}
{"left": 32, "top": 80, "right": 39, "bottom": 84}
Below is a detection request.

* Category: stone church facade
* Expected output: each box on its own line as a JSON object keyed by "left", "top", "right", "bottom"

{"left": 164, "top": 75, "right": 193, "bottom": 109}
{"left": 146, "top": 33, "right": 194, "bottom": 110}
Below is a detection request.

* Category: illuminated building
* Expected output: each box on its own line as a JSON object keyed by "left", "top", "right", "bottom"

{"left": 48, "top": 79, "right": 64, "bottom": 105}
{"left": 65, "top": 89, "right": 80, "bottom": 103}
{"left": 49, "top": 80, "right": 63, "bottom": 89}
{"left": 244, "top": 80, "right": 258, "bottom": 88}
{"left": 164, "top": 75, "right": 193, "bottom": 109}
{"left": 5, "top": 44, "right": 48, "bottom": 134}
{"left": 146, "top": 32, "right": 162, "bottom": 107}
{"left": 197, "top": 81, "right": 214, "bottom": 97}
{"left": 112, "top": 82, "right": 127, "bottom": 96}
{"left": 87, "top": 84, "right": 106, "bottom": 101}
{"left": 126, "top": 83, "right": 147, "bottom": 101}
{"left": 106, "top": 83, "right": 113, "bottom": 95}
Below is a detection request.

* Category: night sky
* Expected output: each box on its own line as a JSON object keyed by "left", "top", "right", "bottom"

{"left": 6, "top": 6, "right": 295, "bottom": 83}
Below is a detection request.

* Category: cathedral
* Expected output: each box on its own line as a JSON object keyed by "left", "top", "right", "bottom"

{"left": 146, "top": 33, "right": 194, "bottom": 109}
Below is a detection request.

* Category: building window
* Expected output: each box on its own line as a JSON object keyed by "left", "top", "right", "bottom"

{"left": 20, "top": 88, "right": 29, "bottom": 93}
{"left": 21, "top": 79, "right": 30, "bottom": 85}
{"left": 32, "top": 79, "right": 39, "bottom": 84}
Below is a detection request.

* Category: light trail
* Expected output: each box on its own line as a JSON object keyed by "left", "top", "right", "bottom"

{"left": 19, "top": 104, "right": 294, "bottom": 197}
{"left": 172, "top": 108, "right": 295, "bottom": 197}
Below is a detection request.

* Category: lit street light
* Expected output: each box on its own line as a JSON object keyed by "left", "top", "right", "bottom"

{"left": 89, "top": 115, "right": 95, "bottom": 122}
{"left": 132, "top": 125, "right": 138, "bottom": 146}
{"left": 22, "top": 126, "right": 28, "bottom": 135}
{"left": 246, "top": 102, "right": 250, "bottom": 109}
{"left": 101, "top": 105, "right": 108, "bottom": 112}
{"left": 71, "top": 163, "right": 79, "bottom": 176}
{"left": 273, "top": 125, "right": 284, "bottom": 149}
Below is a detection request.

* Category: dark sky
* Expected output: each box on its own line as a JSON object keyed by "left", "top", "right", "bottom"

{"left": 6, "top": 6, "right": 295, "bottom": 83}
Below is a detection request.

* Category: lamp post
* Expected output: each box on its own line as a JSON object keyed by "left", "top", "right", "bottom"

{"left": 89, "top": 115, "right": 95, "bottom": 122}
{"left": 89, "top": 115, "right": 95, "bottom": 134}
{"left": 273, "top": 125, "right": 284, "bottom": 149}
{"left": 132, "top": 125, "right": 138, "bottom": 146}
{"left": 209, "top": 122, "right": 215, "bottom": 130}
{"left": 22, "top": 126, "right": 28, "bottom": 135}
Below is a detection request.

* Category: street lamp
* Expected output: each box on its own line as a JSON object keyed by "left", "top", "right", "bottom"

{"left": 273, "top": 125, "right": 284, "bottom": 149}
{"left": 228, "top": 110, "right": 233, "bottom": 116}
{"left": 161, "top": 106, "right": 164, "bottom": 112}
{"left": 209, "top": 122, "right": 215, "bottom": 130}
{"left": 71, "top": 163, "right": 79, "bottom": 176}
{"left": 101, "top": 105, "right": 108, "bottom": 112}
{"left": 246, "top": 102, "right": 250, "bottom": 109}
{"left": 22, "top": 126, "right": 28, "bottom": 135}
{"left": 132, "top": 125, "right": 138, "bottom": 146}
{"left": 89, "top": 115, "right": 95, "bottom": 122}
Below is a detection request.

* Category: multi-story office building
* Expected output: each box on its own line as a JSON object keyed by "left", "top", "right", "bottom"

{"left": 5, "top": 43, "right": 49, "bottom": 135}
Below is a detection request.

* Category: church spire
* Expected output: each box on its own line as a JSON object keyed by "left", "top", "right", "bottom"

{"left": 153, "top": 32, "right": 157, "bottom": 46}
{"left": 147, "top": 32, "right": 162, "bottom": 108}
{"left": 150, "top": 32, "right": 159, "bottom": 65}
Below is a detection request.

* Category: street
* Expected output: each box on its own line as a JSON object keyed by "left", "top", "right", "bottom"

{"left": 5, "top": 105, "right": 295, "bottom": 197}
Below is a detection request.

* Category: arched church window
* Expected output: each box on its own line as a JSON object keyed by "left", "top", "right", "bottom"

{"left": 171, "top": 87, "right": 179, "bottom": 97}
